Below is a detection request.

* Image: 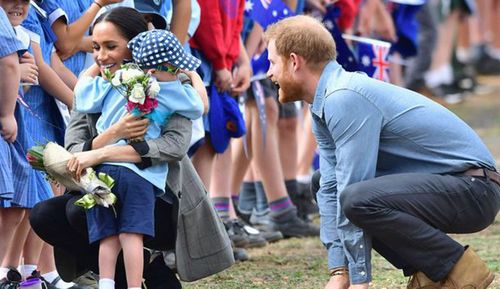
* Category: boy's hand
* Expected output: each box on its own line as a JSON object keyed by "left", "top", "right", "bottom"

{"left": 110, "top": 113, "right": 149, "bottom": 141}
{"left": 214, "top": 68, "right": 233, "bottom": 92}
{"left": 0, "top": 115, "right": 18, "bottom": 143}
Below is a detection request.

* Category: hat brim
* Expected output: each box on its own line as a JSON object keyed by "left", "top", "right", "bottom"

{"left": 140, "top": 11, "right": 168, "bottom": 30}
{"left": 133, "top": 0, "right": 168, "bottom": 30}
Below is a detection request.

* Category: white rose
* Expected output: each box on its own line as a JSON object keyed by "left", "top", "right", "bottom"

{"left": 111, "top": 71, "right": 122, "bottom": 86}
{"left": 147, "top": 79, "right": 160, "bottom": 98}
{"left": 129, "top": 83, "right": 146, "bottom": 104}
{"left": 122, "top": 68, "right": 144, "bottom": 83}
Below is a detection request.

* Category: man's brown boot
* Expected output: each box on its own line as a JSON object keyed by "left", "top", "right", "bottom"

{"left": 442, "top": 246, "right": 495, "bottom": 289}
{"left": 407, "top": 271, "right": 442, "bottom": 289}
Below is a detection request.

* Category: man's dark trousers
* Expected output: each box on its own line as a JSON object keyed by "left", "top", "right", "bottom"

{"left": 339, "top": 172, "right": 500, "bottom": 282}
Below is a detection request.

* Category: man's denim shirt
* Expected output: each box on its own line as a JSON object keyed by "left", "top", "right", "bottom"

{"left": 310, "top": 61, "right": 496, "bottom": 284}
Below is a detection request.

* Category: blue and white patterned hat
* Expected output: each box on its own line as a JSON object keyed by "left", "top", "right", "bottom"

{"left": 128, "top": 29, "right": 201, "bottom": 71}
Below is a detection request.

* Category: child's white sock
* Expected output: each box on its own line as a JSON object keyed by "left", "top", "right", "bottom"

{"left": 425, "top": 64, "right": 453, "bottom": 88}
{"left": 99, "top": 278, "right": 115, "bottom": 289}
{"left": 297, "top": 174, "right": 312, "bottom": 184}
{"left": 128, "top": 287, "right": 141, "bottom": 289}
{"left": 488, "top": 47, "right": 500, "bottom": 60}
{"left": 0, "top": 267, "right": 9, "bottom": 280}
{"left": 18, "top": 264, "right": 37, "bottom": 279}
{"left": 42, "top": 271, "right": 75, "bottom": 289}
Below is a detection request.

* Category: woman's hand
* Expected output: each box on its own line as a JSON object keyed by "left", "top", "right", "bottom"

{"left": 67, "top": 150, "right": 103, "bottom": 182}
{"left": 19, "top": 52, "right": 39, "bottom": 84}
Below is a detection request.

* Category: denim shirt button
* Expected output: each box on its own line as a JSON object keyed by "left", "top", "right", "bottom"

{"left": 360, "top": 245, "right": 364, "bottom": 249}
{"left": 360, "top": 271, "right": 366, "bottom": 276}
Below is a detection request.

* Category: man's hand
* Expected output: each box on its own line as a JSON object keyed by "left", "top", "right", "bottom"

{"left": 324, "top": 272, "right": 350, "bottom": 289}
{"left": 0, "top": 115, "right": 18, "bottom": 143}
{"left": 214, "top": 68, "right": 233, "bottom": 92}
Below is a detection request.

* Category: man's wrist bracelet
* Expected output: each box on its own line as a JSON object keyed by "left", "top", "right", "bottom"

{"left": 93, "top": 1, "right": 103, "bottom": 9}
{"left": 329, "top": 267, "right": 349, "bottom": 277}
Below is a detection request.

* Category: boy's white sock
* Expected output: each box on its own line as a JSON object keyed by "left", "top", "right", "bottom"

{"left": 128, "top": 287, "right": 141, "bottom": 289}
{"left": 99, "top": 278, "right": 115, "bottom": 289}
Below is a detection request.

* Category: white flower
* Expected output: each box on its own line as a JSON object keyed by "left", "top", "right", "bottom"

{"left": 122, "top": 68, "right": 144, "bottom": 83}
{"left": 111, "top": 71, "right": 122, "bottom": 86}
{"left": 129, "top": 83, "right": 146, "bottom": 104}
{"left": 147, "top": 78, "right": 160, "bottom": 98}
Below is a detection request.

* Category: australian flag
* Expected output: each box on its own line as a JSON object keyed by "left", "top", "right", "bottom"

{"left": 343, "top": 35, "right": 391, "bottom": 82}
{"left": 244, "top": 0, "right": 294, "bottom": 30}
{"left": 322, "top": 5, "right": 358, "bottom": 72}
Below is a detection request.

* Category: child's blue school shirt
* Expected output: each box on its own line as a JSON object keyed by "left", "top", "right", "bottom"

{"left": 74, "top": 76, "right": 204, "bottom": 192}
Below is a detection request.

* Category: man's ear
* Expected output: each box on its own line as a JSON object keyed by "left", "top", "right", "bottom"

{"left": 289, "top": 53, "right": 303, "bottom": 72}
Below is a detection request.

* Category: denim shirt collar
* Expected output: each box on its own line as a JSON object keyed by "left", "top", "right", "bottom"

{"left": 311, "top": 60, "right": 342, "bottom": 119}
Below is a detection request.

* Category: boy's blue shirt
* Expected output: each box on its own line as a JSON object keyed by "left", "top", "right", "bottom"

{"left": 75, "top": 75, "right": 204, "bottom": 192}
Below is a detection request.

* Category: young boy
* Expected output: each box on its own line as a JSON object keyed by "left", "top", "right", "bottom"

{"left": 74, "top": 28, "right": 204, "bottom": 289}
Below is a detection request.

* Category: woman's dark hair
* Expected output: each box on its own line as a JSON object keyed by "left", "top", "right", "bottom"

{"left": 92, "top": 7, "right": 148, "bottom": 41}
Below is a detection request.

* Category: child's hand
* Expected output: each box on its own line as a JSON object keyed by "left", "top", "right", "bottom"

{"left": 110, "top": 113, "right": 149, "bottom": 141}
{"left": 214, "top": 68, "right": 233, "bottom": 92}
{"left": 19, "top": 52, "right": 38, "bottom": 84}
{"left": 0, "top": 115, "right": 18, "bottom": 143}
{"left": 231, "top": 63, "right": 252, "bottom": 97}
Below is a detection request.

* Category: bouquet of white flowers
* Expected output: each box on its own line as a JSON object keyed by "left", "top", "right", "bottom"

{"left": 104, "top": 63, "right": 160, "bottom": 116}
{"left": 27, "top": 142, "right": 117, "bottom": 211}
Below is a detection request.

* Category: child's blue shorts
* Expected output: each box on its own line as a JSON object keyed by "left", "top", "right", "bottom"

{"left": 86, "top": 164, "right": 159, "bottom": 243}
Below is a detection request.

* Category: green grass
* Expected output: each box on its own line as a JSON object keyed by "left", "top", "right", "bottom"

{"left": 182, "top": 216, "right": 500, "bottom": 289}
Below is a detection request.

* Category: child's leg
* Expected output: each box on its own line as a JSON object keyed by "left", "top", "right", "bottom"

{"left": 118, "top": 233, "right": 143, "bottom": 288}
{"left": 99, "top": 235, "right": 121, "bottom": 282}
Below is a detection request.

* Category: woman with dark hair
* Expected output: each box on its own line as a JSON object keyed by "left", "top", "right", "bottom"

{"left": 29, "top": 7, "right": 233, "bottom": 289}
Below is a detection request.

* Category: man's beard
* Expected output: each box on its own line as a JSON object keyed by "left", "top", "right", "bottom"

{"left": 277, "top": 74, "right": 306, "bottom": 103}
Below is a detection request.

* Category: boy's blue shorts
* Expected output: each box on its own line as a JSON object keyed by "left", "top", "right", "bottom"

{"left": 86, "top": 164, "right": 158, "bottom": 243}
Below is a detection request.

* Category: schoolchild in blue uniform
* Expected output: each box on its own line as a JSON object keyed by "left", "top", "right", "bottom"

{"left": 0, "top": 3, "right": 53, "bottom": 286}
